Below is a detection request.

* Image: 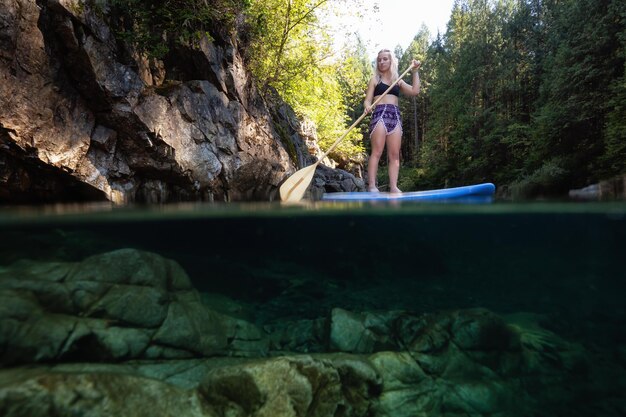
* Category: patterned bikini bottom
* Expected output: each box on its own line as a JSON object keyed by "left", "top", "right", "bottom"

{"left": 369, "top": 104, "right": 402, "bottom": 137}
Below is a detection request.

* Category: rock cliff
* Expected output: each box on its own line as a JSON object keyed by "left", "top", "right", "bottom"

{"left": 0, "top": 0, "right": 363, "bottom": 204}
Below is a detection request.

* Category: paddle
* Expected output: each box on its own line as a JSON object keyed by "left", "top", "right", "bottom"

{"left": 279, "top": 63, "right": 416, "bottom": 203}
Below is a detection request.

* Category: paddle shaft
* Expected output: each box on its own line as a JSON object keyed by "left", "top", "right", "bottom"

{"left": 320, "top": 64, "right": 415, "bottom": 159}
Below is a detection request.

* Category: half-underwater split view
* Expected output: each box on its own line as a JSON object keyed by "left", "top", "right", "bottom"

{"left": 1, "top": 202, "right": 626, "bottom": 417}
{"left": 2, "top": 0, "right": 626, "bottom": 416}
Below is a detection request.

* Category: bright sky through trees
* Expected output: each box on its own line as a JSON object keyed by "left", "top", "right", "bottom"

{"left": 328, "top": 0, "right": 456, "bottom": 59}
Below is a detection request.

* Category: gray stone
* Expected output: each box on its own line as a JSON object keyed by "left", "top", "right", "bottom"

{"left": 13, "top": 314, "right": 77, "bottom": 363}
{"left": 569, "top": 174, "right": 626, "bottom": 200}
{"left": 57, "top": 320, "right": 152, "bottom": 361}
{"left": 443, "top": 380, "right": 520, "bottom": 415}
{"left": 0, "top": 369, "right": 209, "bottom": 417}
{"left": 67, "top": 280, "right": 112, "bottom": 312}
{"left": 330, "top": 308, "right": 374, "bottom": 353}
{"left": 152, "top": 300, "right": 229, "bottom": 357}
{"left": 1, "top": 243, "right": 615, "bottom": 417}
{"left": 87, "top": 284, "right": 168, "bottom": 328}
{"left": 0, "top": 277, "right": 73, "bottom": 314}
{"left": 267, "top": 318, "right": 326, "bottom": 353}
{"left": 126, "top": 359, "right": 215, "bottom": 389}
{"left": 0, "top": 260, "right": 72, "bottom": 283}
{"left": 0, "top": 249, "right": 266, "bottom": 364}
{"left": 0, "top": 0, "right": 361, "bottom": 203}
{"left": 329, "top": 308, "right": 396, "bottom": 354}
{"left": 450, "top": 309, "right": 518, "bottom": 351}
{"left": 90, "top": 326, "right": 152, "bottom": 360}
{"left": 0, "top": 290, "right": 41, "bottom": 320}
{"left": 91, "top": 125, "right": 117, "bottom": 153}
{"left": 67, "top": 248, "right": 174, "bottom": 289}
{"left": 225, "top": 318, "right": 269, "bottom": 357}
{"left": 199, "top": 355, "right": 376, "bottom": 417}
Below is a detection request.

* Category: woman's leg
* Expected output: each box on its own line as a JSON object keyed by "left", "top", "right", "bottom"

{"left": 368, "top": 124, "right": 387, "bottom": 191}
{"left": 386, "top": 129, "right": 402, "bottom": 193}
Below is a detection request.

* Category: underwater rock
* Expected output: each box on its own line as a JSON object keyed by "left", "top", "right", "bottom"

{"left": 0, "top": 356, "right": 381, "bottom": 417}
{"left": 450, "top": 308, "right": 520, "bottom": 350}
{"left": 294, "top": 307, "right": 594, "bottom": 416}
{"left": 0, "top": 249, "right": 622, "bottom": 416}
{"left": 0, "top": 369, "right": 209, "bottom": 417}
{"left": 267, "top": 318, "right": 327, "bottom": 353}
{"left": 365, "top": 310, "right": 588, "bottom": 417}
{"left": 329, "top": 308, "right": 397, "bottom": 353}
{"left": 0, "top": 329, "right": 602, "bottom": 417}
{"left": 0, "top": 248, "right": 269, "bottom": 365}
{"left": 199, "top": 355, "right": 380, "bottom": 417}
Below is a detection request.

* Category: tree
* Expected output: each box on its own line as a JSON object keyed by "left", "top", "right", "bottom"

{"left": 398, "top": 25, "right": 430, "bottom": 162}
{"left": 245, "top": 0, "right": 367, "bottom": 164}
{"left": 336, "top": 36, "right": 373, "bottom": 144}
{"left": 109, "top": 0, "right": 249, "bottom": 57}
{"left": 528, "top": 0, "right": 626, "bottom": 190}
{"left": 412, "top": 0, "right": 625, "bottom": 195}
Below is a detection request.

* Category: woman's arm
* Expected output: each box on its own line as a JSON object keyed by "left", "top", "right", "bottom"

{"left": 399, "top": 60, "right": 421, "bottom": 97}
{"left": 363, "top": 76, "right": 377, "bottom": 113}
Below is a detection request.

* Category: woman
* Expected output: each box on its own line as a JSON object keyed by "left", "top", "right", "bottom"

{"left": 364, "top": 49, "right": 421, "bottom": 193}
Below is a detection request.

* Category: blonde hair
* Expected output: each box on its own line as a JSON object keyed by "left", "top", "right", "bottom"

{"left": 375, "top": 49, "right": 399, "bottom": 81}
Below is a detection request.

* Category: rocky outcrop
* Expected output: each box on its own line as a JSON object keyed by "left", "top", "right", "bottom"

{"left": 2, "top": 248, "right": 624, "bottom": 416}
{"left": 0, "top": 355, "right": 380, "bottom": 417}
{"left": 0, "top": 248, "right": 268, "bottom": 364}
{"left": 0, "top": 0, "right": 362, "bottom": 204}
{"left": 0, "top": 369, "right": 210, "bottom": 417}
{"left": 569, "top": 174, "right": 626, "bottom": 200}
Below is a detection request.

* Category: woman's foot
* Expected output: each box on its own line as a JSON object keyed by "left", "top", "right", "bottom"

{"left": 368, "top": 186, "right": 380, "bottom": 193}
{"left": 389, "top": 187, "right": 402, "bottom": 194}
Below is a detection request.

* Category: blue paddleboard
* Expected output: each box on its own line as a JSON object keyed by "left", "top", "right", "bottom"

{"left": 321, "top": 183, "right": 496, "bottom": 202}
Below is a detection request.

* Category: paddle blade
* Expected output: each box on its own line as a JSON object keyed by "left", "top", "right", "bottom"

{"left": 279, "top": 163, "right": 318, "bottom": 203}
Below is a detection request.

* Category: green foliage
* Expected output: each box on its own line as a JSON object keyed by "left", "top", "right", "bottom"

{"left": 508, "top": 157, "right": 569, "bottom": 198}
{"left": 105, "top": 0, "right": 370, "bottom": 165}
{"left": 99, "top": 0, "right": 625, "bottom": 193}
{"left": 527, "top": 0, "right": 625, "bottom": 186}
{"left": 411, "top": 0, "right": 626, "bottom": 195}
{"left": 336, "top": 37, "right": 371, "bottom": 128}
{"left": 376, "top": 166, "right": 426, "bottom": 192}
{"left": 245, "top": 0, "right": 327, "bottom": 91}
{"left": 244, "top": 0, "right": 367, "bottom": 164}
{"left": 109, "top": 0, "right": 248, "bottom": 58}
{"left": 601, "top": 72, "right": 626, "bottom": 175}
{"left": 397, "top": 26, "right": 430, "bottom": 163}
{"left": 417, "top": 0, "right": 518, "bottom": 186}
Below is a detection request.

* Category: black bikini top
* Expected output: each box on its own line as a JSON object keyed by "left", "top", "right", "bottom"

{"left": 374, "top": 80, "right": 400, "bottom": 97}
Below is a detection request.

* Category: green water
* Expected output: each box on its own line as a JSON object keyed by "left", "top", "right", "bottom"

{"left": 1, "top": 200, "right": 624, "bottom": 344}
{"left": 1, "top": 200, "right": 625, "bottom": 415}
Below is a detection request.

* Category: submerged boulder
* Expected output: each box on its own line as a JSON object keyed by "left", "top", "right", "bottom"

{"left": 0, "top": 369, "right": 209, "bottom": 417}
{"left": 0, "top": 248, "right": 269, "bottom": 364}
{"left": 0, "top": 249, "right": 623, "bottom": 417}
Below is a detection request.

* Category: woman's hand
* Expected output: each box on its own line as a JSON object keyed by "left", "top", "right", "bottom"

{"left": 412, "top": 59, "right": 421, "bottom": 70}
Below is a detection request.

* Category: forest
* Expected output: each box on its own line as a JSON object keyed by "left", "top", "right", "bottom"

{"left": 112, "top": 0, "right": 626, "bottom": 196}
{"left": 400, "top": 0, "right": 626, "bottom": 196}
